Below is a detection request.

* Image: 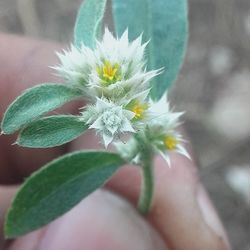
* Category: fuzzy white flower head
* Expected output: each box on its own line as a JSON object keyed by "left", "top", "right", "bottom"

{"left": 54, "top": 28, "right": 161, "bottom": 102}
{"left": 114, "top": 94, "right": 190, "bottom": 166}
{"left": 141, "top": 95, "right": 190, "bottom": 166}
{"left": 81, "top": 98, "right": 135, "bottom": 147}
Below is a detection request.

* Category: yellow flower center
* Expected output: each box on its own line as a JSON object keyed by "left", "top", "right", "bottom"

{"left": 164, "top": 135, "right": 177, "bottom": 150}
{"left": 131, "top": 101, "right": 148, "bottom": 120}
{"left": 97, "top": 61, "right": 121, "bottom": 85}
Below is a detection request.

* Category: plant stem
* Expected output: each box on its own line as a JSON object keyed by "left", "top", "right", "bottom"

{"left": 138, "top": 149, "right": 154, "bottom": 214}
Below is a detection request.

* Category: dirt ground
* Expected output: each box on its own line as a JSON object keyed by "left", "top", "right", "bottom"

{"left": 0, "top": 0, "right": 249, "bottom": 249}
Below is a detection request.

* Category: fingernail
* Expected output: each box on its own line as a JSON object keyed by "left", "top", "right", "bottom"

{"left": 197, "top": 185, "right": 231, "bottom": 249}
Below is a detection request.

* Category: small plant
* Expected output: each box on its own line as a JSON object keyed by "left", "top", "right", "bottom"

{"left": 1, "top": 0, "right": 189, "bottom": 238}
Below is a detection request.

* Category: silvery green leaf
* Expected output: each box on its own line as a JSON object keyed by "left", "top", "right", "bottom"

{"left": 5, "top": 151, "right": 124, "bottom": 238}
{"left": 1, "top": 84, "right": 82, "bottom": 134}
{"left": 17, "top": 115, "right": 88, "bottom": 148}
{"left": 112, "top": 0, "right": 188, "bottom": 100}
{"left": 74, "top": 0, "right": 107, "bottom": 48}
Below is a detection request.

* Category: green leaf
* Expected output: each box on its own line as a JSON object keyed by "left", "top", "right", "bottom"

{"left": 17, "top": 115, "right": 88, "bottom": 148}
{"left": 5, "top": 151, "right": 124, "bottom": 238}
{"left": 74, "top": 0, "right": 107, "bottom": 48}
{"left": 112, "top": 0, "right": 188, "bottom": 100}
{"left": 1, "top": 84, "right": 82, "bottom": 134}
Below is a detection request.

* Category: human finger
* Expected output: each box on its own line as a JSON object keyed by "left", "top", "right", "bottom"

{"left": 106, "top": 154, "right": 231, "bottom": 250}
{"left": 7, "top": 190, "right": 167, "bottom": 250}
{"left": 0, "top": 185, "right": 18, "bottom": 249}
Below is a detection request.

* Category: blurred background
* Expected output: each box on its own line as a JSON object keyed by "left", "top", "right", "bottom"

{"left": 0, "top": 0, "right": 249, "bottom": 249}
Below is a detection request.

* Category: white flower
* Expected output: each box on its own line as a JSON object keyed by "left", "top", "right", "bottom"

{"left": 53, "top": 28, "right": 161, "bottom": 102}
{"left": 141, "top": 95, "right": 190, "bottom": 166}
{"left": 153, "top": 132, "right": 190, "bottom": 167}
{"left": 81, "top": 98, "right": 135, "bottom": 147}
{"left": 114, "top": 94, "right": 190, "bottom": 166}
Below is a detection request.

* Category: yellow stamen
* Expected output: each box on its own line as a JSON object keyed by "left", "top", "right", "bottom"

{"left": 164, "top": 135, "right": 177, "bottom": 150}
{"left": 97, "top": 61, "right": 120, "bottom": 85}
{"left": 131, "top": 101, "right": 148, "bottom": 120}
{"left": 103, "top": 62, "right": 117, "bottom": 80}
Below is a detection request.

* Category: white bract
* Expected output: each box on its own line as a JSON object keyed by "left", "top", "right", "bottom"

{"left": 145, "top": 96, "right": 190, "bottom": 166}
{"left": 80, "top": 98, "right": 134, "bottom": 146}
{"left": 54, "top": 28, "right": 161, "bottom": 102}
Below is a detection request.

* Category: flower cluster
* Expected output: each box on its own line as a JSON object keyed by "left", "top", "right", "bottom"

{"left": 54, "top": 28, "right": 189, "bottom": 164}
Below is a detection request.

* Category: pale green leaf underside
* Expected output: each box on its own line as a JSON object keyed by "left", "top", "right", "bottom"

{"left": 112, "top": 0, "right": 188, "bottom": 100}
{"left": 74, "top": 0, "right": 107, "bottom": 48}
{"left": 17, "top": 115, "right": 88, "bottom": 148}
{"left": 1, "top": 84, "right": 82, "bottom": 134}
{"left": 5, "top": 151, "right": 124, "bottom": 238}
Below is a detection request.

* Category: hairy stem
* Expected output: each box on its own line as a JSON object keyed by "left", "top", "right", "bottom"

{"left": 138, "top": 148, "right": 154, "bottom": 214}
